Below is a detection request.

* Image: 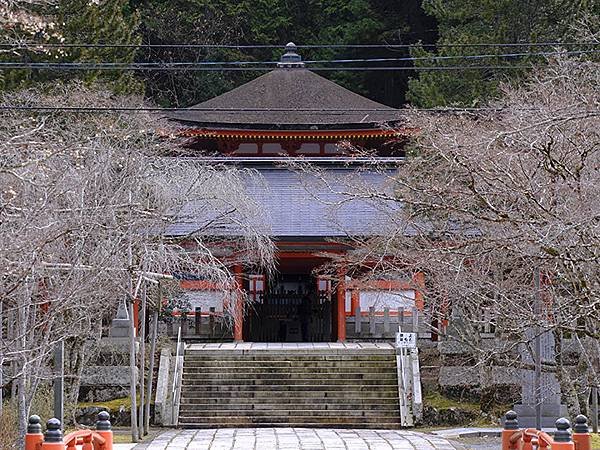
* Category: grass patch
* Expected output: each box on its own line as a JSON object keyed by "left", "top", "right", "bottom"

{"left": 79, "top": 396, "right": 134, "bottom": 411}
{"left": 591, "top": 433, "right": 600, "bottom": 450}
{"left": 113, "top": 434, "right": 134, "bottom": 444}
{"left": 424, "top": 391, "right": 481, "bottom": 412}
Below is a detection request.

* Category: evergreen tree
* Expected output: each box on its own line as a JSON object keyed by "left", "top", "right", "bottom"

{"left": 406, "top": 0, "right": 600, "bottom": 107}
{"left": 135, "top": 0, "right": 436, "bottom": 107}
{"left": 0, "top": 0, "right": 142, "bottom": 94}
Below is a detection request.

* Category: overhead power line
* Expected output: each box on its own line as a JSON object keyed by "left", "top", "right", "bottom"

{"left": 0, "top": 63, "right": 534, "bottom": 72}
{"left": 307, "top": 50, "right": 600, "bottom": 63}
{"left": 1, "top": 41, "right": 599, "bottom": 50}
{"left": 1, "top": 49, "right": 596, "bottom": 69}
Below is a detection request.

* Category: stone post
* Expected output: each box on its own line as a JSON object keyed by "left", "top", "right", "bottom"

{"left": 53, "top": 341, "right": 64, "bottom": 429}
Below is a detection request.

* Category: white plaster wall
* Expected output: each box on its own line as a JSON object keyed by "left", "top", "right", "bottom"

{"left": 346, "top": 290, "right": 416, "bottom": 312}
{"left": 180, "top": 290, "right": 226, "bottom": 312}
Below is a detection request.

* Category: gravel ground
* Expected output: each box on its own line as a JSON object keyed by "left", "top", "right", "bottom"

{"left": 451, "top": 436, "right": 501, "bottom": 450}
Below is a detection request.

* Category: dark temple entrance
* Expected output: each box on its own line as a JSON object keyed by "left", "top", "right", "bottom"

{"left": 244, "top": 273, "right": 333, "bottom": 342}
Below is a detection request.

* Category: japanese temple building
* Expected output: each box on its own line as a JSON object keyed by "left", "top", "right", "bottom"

{"left": 168, "top": 43, "right": 423, "bottom": 343}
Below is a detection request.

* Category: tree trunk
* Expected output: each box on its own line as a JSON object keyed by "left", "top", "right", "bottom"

{"left": 145, "top": 310, "right": 159, "bottom": 434}
{"left": 138, "top": 284, "right": 147, "bottom": 435}
{"left": 16, "top": 365, "right": 27, "bottom": 448}
{"left": 128, "top": 301, "right": 139, "bottom": 442}
{"left": 65, "top": 337, "right": 85, "bottom": 405}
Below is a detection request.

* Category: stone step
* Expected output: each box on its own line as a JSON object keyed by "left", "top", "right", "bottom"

{"left": 179, "top": 403, "right": 399, "bottom": 411}
{"left": 177, "top": 421, "right": 401, "bottom": 429}
{"left": 178, "top": 408, "right": 399, "bottom": 417}
{"left": 184, "top": 353, "right": 394, "bottom": 361}
{"left": 178, "top": 347, "right": 400, "bottom": 429}
{"left": 183, "top": 378, "right": 398, "bottom": 390}
{"left": 183, "top": 361, "right": 397, "bottom": 369}
{"left": 184, "top": 348, "right": 394, "bottom": 355}
{"left": 182, "top": 384, "right": 398, "bottom": 396}
{"left": 178, "top": 416, "right": 400, "bottom": 426}
{"left": 182, "top": 371, "right": 397, "bottom": 380}
{"left": 180, "top": 390, "right": 399, "bottom": 399}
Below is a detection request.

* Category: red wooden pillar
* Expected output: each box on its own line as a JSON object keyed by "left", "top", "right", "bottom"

{"left": 336, "top": 267, "right": 347, "bottom": 342}
{"left": 133, "top": 298, "right": 140, "bottom": 336}
{"left": 413, "top": 271, "right": 425, "bottom": 310}
{"left": 233, "top": 265, "right": 244, "bottom": 342}
{"left": 350, "top": 289, "right": 359, "bottom": 317}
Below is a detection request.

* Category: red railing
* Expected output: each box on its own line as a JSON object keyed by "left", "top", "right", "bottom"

{"left": 24, "top": 412, "right": 112, "bottom": 450}
{"left": 501, "top": 411, "right": 592, "bottom": 450}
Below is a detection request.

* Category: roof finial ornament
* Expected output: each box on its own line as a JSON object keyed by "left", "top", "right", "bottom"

{"left": 278, "top": 42, "right": 305, "bottom": 68}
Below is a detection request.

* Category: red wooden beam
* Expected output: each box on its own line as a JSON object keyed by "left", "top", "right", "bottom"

{"left": 179, "top": 127, "right": 417, "bottom": 140}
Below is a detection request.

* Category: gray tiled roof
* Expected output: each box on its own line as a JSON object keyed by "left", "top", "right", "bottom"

{"left": 168, "top": 69, "right": 404, "bottom": 128}
{"left": 168, "top": 167, "right": 402, "bottom": 238}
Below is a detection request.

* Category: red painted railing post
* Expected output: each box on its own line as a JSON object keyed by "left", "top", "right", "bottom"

{"left": 81, "top": 434, "right": 93, "bottom": 450}
{"left": 25, "top": 415, "right": 44, "bottom": 450}
{"left": 40, "top": 419, "right": 65, "bottom": 450}
{"left": 95, "top": 411, "right": 113, "bottom": 450}
{"left": 502, "top": 410, "right": 519, "bottom": 450}
{"left": 573, "top": 414, "right": 592, "bottom": 450}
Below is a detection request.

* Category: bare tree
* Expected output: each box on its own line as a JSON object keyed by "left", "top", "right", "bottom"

{"left": 0, "top": 82, "right": 273, "bottom": 446}
{"left": 302, "top": 54, "right": 600, "bottom": 411}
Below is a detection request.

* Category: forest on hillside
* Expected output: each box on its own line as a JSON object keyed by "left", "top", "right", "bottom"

{"left": 1, "top": 0, "right": 599, "bottom": 106}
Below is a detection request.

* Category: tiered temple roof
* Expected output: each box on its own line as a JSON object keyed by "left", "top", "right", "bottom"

{"left": 169, "top": 43, "right": 405, "bottom": 131}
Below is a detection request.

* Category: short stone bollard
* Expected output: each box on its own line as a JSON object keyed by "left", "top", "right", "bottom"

{"left": 25, "top": 415, "right": 44, "bottom": 450}
{"left": 573, "top": 414, "right": 592, "bottom": 450}
{"left": 41, "top": 418, "right": 64, "bottom": 450}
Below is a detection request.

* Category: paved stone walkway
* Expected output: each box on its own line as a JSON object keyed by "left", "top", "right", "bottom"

{"left": 133, "top": 428, "right": 464, "bottom": 450}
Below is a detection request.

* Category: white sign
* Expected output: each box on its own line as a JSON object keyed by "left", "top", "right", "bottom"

{"left": 396, "top": 332, "right": 417, "bottom": 349}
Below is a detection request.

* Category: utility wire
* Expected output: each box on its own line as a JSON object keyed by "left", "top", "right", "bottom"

{"left": 1, "top": 41, "right": 599, "bottom": 50}
{"left": 308, "top": 49, "right": 600, "bottom": 63}
{"left": 0, "top": 63, "right": 533, "bottom": 71}
{"left": 1, "top": 49, "right": 596, "bottom": 68}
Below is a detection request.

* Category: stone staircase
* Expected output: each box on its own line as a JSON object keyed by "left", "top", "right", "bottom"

{"left": 178, "top": 344, "right": 401, "bottom": 428}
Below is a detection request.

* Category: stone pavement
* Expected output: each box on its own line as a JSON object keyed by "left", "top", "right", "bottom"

{"left": 132, "top": 428, "right": 465, "bottom": 450}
